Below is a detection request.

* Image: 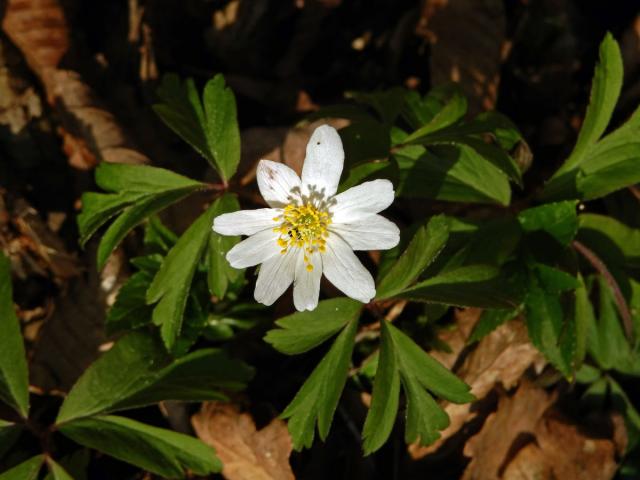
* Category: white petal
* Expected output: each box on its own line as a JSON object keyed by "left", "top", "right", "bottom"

{"left": 293, "top": 250, "right": 322, "bottom": 311}
{"left": 330, "top": 179, "right": 395, "bottom": 223}
{"left": 257, "top": 160, "right": 302, "bottom": 207}
{"left": 254, "top": 248, "right": 298, "bottom": 306}
{"left": 226, "top": 229, "right": 279, "bottom": 268}
{"left": 322, "top": 234, "right": 375, "bottom": 303}
{"left": 213, "top": 208, "right": 280, "bottom": 236}
{"left": 331, "top": 215, "right": 400, "bottom": 251}
{"left": 301, "top": 125, "right": 344, "bottom": 198}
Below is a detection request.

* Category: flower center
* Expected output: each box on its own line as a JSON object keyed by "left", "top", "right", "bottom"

{"left": 273, "top": 203, "right": 331, "bottom": 271}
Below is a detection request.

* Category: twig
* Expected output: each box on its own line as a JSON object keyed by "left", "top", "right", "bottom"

{"left": 572, "top": 240, "right": 634, "bottom": 341}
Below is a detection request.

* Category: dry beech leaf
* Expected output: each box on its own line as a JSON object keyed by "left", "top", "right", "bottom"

{"left": 417, "top": 0, "right": 506, "bottom": 114}
{"left": 410, "top": 316, "right": 545, "bottom": 459}
{"left": 192, "top": 402, "right": 294, "bottom": 480}
{"left": 2, "top": 0, "right": 150, "bottom": 166}
{"left": 462, "top": 382, "right": 623, "bottom": 480}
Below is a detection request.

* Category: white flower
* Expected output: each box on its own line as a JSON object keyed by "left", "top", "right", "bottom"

{"left": 212, "top": 125, "right": 400, "bottom": 311}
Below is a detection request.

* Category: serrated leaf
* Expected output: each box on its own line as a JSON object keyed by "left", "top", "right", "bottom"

{"left": 349, "top": 87, "right": 406, "bottom": 126}
{"left": 0, "top": 422, "right": 21, "bottom": 460}
{"left": 153, "top": 74, "right": 240, "bottom": 182}
{"left": 59, "top": 415, "right": 221, "bottom": 478}
{"left": 384, "top": 321, "right": 474, "bottom": 404}
{"left": 338, "top": 159, "right": 396, "bottom": 193}
{"left": 524, "top": 272, "right": 572, "bottom": 377}
{"left": 586, "top": 276, "right": 639, "bottom": 375}
{"left": 533, "top": 264, "right": 579, "bottom": 292}
{"left": 207, "top": 194, "right": 242, "bottom": 299}
{"left": 56, "top": 332, "right": 251, "bottom": 424}
{"left": 394, "top": 143, "right": 511, "bottom": 206}
{"left": 544, "top": 33, "right": 624, "bottom": 199}
{"left": 96, "top": 187, "right": 200, "bottom": 271}
{"left": 402, "top": 85, "right": 467, "bottom": 142}
{"left": 577, "top": 142, "right": 640, "bottom": 200}
{"left": 517, "top": 201, "right": 579, "bottom": 246}
{"left": 281, "top": 319, "right": 357, "bottom": 449}
{"left": 396, "top": 264, "right": 518, "bottom": 308}
{"left": 554, "top": 33, "right": 623, "bottom": 176}
{"left": 95, "top": 163, "right": 204, "bottom": 194}
{"left": 376, "top": 215, "right": 449, "bottom": 299}
{"left": 265, "top": 298, "right": 361, "bottom": 355}
{"left": 577, "top": 213, "right": 640, "bottom": 269}
{"left": 0, "top": 253, "right": 29, "bottom": 418}
{"left": 46, "top": 459, "right": 74, "bottom": 480}
{"left": 572, "top": 274, "right": 591, "bottom": 370}
{"left": 361, "top": 322, "right": 400, "bottom": 455}
{"left": 0, "top": 455, "right": 43, "bottom": 480}
{"left": 467, "top": 308, "right": 520, "bottom": 344}
{"left": 77, "top": 191, "right": 148, "bottom": 246}
{"left": 106, "top": 270, "right": 155, "bottom": 334}
{"left": 146, "top": 201, "right": 220, "bottom": 350}
{"left": 361, "top": 321, "right": 474, "bottom": 451}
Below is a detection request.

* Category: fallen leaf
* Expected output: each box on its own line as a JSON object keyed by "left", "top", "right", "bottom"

{"left": 410, "top": 317, "right": 545, "bottom": 459}
{"left": 462, "top": 382, "right": 623, "bottom": 480}
{"left": 417, "top": 0, "right": 506, "bottom": 114}
{"left": 192, "top": 402, "right": 294, "bottom": 480}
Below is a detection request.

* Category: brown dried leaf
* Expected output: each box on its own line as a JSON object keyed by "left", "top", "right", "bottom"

{"left": 192, "top": 402, "right": 294, "bottom": 480}
{"left": 462, "top": 383, "right": 623, "bottom": 480}
{"left": 462, "top": 382, "right": 556, "bottom": 479}
{"left": 418, "top": 0, "right": 506, "bottom": 114}
{"left": 2, "top": 0, "right": 150, "bottom": 166}
{"left": 410, "top": 318, "right": 545, "bottom": 459}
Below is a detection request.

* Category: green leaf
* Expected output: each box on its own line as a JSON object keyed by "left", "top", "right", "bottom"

{"left": 153, "top": 74, "right": 240, "bottom": 182}
{"left": 265, "top": 298, "right": 362, "bottom": 355}
{"left": 59, "top": 415, "right": 221, "bottom": 478}
{"left": 524, "top": 271, "right": 572, "bottom": 377}
{"left": 77, "top": 191, "right": 147, "bottom": 246}
{"left": 361, "top": 321, "right": 400, "bottom": 454}
{"left": 586, "top": 276, "right": 638, "bottom": 374}
{"left": 0, "top": 422, "right": 22, "bottom": 460}
{"left": 544, "top": 33, "right": 624, "bottom": 199}
{"left": 56, "top": 332, "right": 251, "bottom": 424}
{"left": 577, "top": 214, "right": 640, "bottom": 269}
{"left": 349, "top": 87, "right": 406, "bottom": 126}
{"left": 577, "top": 142, "right": 640, "bottom": 200}
{"left": 46, "top": 459, "right": 74, "bottom": 480}
{"left": 554, "top": 33, "right": 623, "bottom": 176}
{"left": 609, "top": 377, "right": 640, "bottom": 451}
{"left": 0, "top": 455, "right": 43, "bottom": 480}
{"left": 467, "top": 308, "right": 520, "bottom": 344}
{"left": 146, "top": 201, "right": 221, "bottom": 349}
{"left": 96, "top": 187, "right": 201, "bottom": 271}
{"left": 106, "top": 270, "right": 155, "bottom": 334}
{"left": 402, "top": 85, "right": 467, "bottom": 142}
{"left": 281, "top": 319, "right": 357, "bottom": 449}
{"left": 207, "top": 194, "right": 242, "bottom": 299}
{"left": 396, "top": 264, "right": 518, "bottom": 308}
{"left": 362, "top": 321, "right": 474, "bottom": 450}
{"left": 95, "top": 163, "right": 204, "bottom": 194}
{"left": 394, "top": 143, "right": 511, "bottom": 206}
{"left": 533, "top": 264, "right": 579, "bottom": 292}
{"left": 517, "top": 201, "right": 579, "bottom": 246}
{"left": 376, "top": 215, "right": 449, "bottom": 299}
{"left": 339, "top": 117, "right": 391, "bottom": 167}
{"left": 572, "top": 274, "right": 592, "bottom": 370}
{"left": 0, "top": 253, "right": 29, "bottom": 418}
{"left": 385, "top": 321, "right": 474, "bottom": 404}
{"left": 338, "top": 159, "right": 396, "bottom": 193}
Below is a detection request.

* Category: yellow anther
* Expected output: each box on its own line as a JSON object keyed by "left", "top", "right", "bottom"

{"left": 273, "top": 201, "right": 331, "bottom": 266}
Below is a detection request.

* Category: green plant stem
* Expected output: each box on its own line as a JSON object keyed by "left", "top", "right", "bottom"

{"left": 572, "top": 240, "right": 634, "bottom": 341}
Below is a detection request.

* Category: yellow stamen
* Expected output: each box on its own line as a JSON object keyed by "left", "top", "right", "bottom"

{"left": 273, "top": 202, "right": 331, "bottom": 271}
